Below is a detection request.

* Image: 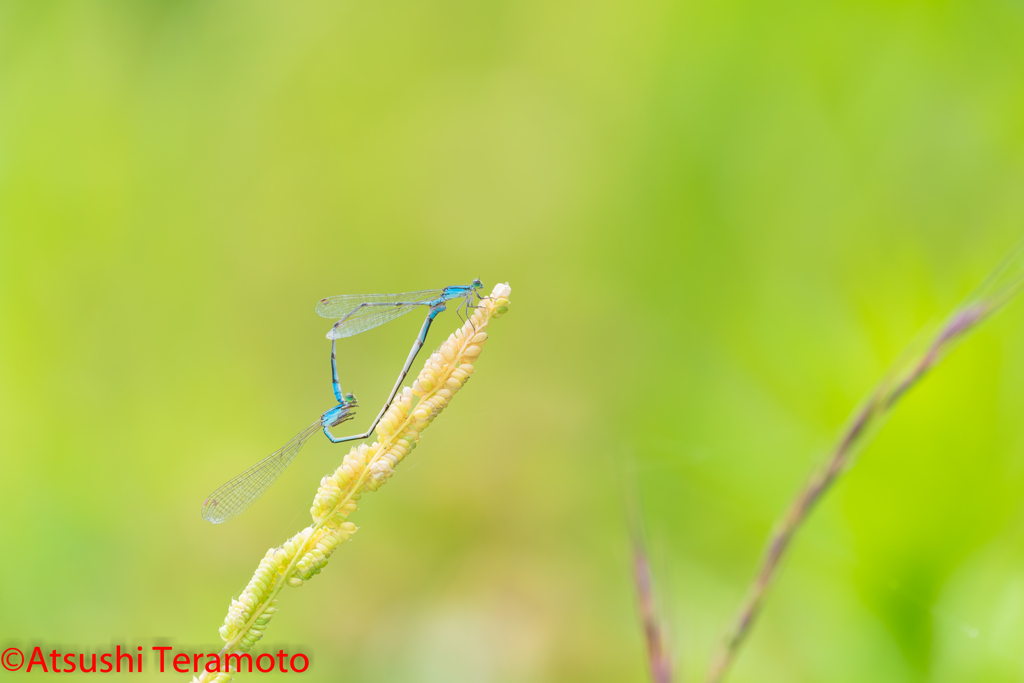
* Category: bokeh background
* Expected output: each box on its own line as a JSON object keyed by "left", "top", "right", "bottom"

{"left": 5, "top": 1, "right": 1024, "bottom": 681}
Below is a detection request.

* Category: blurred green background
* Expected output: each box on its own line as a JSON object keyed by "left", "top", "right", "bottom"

{"left": 4, "top": 1, "right": 1024, "bottom": 681}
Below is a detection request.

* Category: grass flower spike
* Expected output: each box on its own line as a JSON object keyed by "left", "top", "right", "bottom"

{"left": 195, "top": 282, "right": 512, "bottom": 683}
{"left": 707, "top": 244, "right": 1024, "bottom": 683}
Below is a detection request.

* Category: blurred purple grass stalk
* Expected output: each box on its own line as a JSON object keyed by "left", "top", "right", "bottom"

{"left": 192, "top": 284, "right": 512, "bottom": 683}
{"left": 706, "top": 245, "right": 1024, "bottom": 683}
{"left": 622, "top": 452, "right": 674, "bottom": 681}
{"left": 632, "top": 531, "right": 674, "bottom": 683}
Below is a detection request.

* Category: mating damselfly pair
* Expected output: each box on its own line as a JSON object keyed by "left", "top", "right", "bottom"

{"left": 200, "top": 279, "right": 486, "bottom": 524}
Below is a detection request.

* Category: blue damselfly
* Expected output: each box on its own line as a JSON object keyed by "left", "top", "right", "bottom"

{"left": 200, "top": 279, "right": 484, "bottom": 524}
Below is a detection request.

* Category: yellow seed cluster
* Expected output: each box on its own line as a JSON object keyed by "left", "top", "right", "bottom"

{"left": 217, "top": 546, "right": 282, "bottom": 651}
{"left": 293, "top": 521, "right": 357, "bottom": 581}
{"left": 197, "top": 282, "right": 511, "bottom": 683}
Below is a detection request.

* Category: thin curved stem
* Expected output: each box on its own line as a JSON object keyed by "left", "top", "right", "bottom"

{"left": 707, "top": 244, "right": 1024, "bottom": 683}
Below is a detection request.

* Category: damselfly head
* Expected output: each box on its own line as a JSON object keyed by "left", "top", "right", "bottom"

{"left": 472, "top": 278, "right": 483, "bottom": 289}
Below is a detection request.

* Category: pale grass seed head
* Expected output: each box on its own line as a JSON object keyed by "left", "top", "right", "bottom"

{"left": 197, "top": 283, "right": 512, "bottom": 683}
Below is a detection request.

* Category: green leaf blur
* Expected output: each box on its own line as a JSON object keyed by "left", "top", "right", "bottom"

{"left": 2, "top": 1, "right": 1024, "bottom": 681}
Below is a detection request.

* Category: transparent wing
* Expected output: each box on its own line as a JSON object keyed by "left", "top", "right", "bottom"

{"left": 315, "top": 290, "right": 441, "bottom": 339}
{"left": 202, "top": 420, "right": 323, "bottom": 524}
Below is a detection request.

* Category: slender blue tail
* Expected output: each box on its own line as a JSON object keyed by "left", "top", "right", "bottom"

{"left": 331, "top": 337, "right": 345, "bottom": 403}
